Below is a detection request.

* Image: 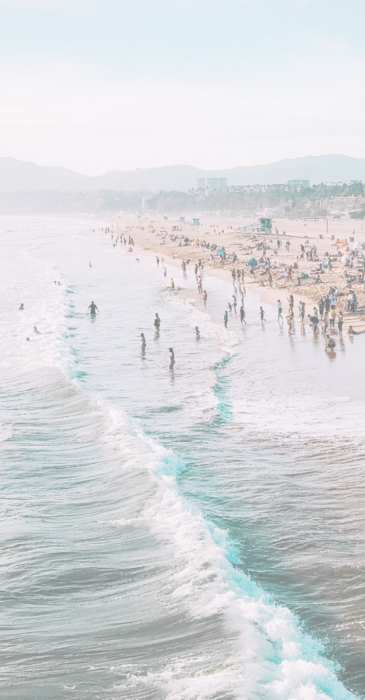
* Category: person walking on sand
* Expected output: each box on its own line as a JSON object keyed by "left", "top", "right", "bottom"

{"left": 240, "top": 305, "right": 246, "bottom": 324}
{"left": 169, "top": 348, "right": 175, "bottom": 370}
{"left": 224, "top": 310, "right": 228, "bottom": 328}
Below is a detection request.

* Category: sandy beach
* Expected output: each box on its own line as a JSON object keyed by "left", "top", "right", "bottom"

{"left": 111, "top": 213, "right": 365, "bottom": 331}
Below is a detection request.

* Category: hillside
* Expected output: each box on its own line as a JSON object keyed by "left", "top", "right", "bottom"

{"left": 2, "top": 155, "right": 365, "bottom": 192}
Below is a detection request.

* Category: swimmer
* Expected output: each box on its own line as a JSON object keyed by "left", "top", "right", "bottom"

{"left": 33, "top": 326, "right": 41, "bottom": 334}
{"left": 19, "top": 303, "right": 24, "bottom": 311}
{"left": 195, "top": 326, "right": 200, "bottom": 340}
{"left": 136, "top": 258, "right": 140, "bottom": 262}
{"left": 154, "top": 313, "right": 161, "bottom": 331}
{"left": 26, "top": 337, "right": 30, "bottom": 341}
{"left": 169, "top": 347, "right": 175, "bottom": 370}
{"left": 88, "top": 301, "right": 99, "bottom": 315}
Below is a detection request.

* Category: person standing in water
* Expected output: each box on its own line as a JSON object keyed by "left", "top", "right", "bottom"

{"left": 224, "top": 310, "right": 228, "bottom": 328}
{"left": 19, "top": 303, "right": 24, "bottom": 310}
{"left": 88, "top": 301, "right": 99, "bottom": 315}
{"left": 169, "top": 348, "right": 175, "bottom": 369}
{"left": 277, "top": 299, "right": 283, "bottom": 322}
{"left": 239, "top": 305, "right": 246, "bottom": 324}
{"left": 259, "top": 307, "right": 266, "bottom": 322}
{"left": 202, "top": 290, "right": 207, "bottom": 306}
{"left": 195, "top": 326, "right": 200, "bottom": 340}
{"left": 141, "top": 333, "right": 146, "bottom": 353}
{"left": 154, "top": 313, "right": 161, "bottom": 331}
{"left": 170, "top": 278, "right": 175, "bottom": 289}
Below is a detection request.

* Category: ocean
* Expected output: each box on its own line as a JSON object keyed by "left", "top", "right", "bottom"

{"left": 1, "top": 216, "right": 364, "bottom": 700}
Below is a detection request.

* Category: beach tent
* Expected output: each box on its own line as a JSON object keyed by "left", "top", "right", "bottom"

{"left": 247, "top": 257, "right": 258, "bottom": 267}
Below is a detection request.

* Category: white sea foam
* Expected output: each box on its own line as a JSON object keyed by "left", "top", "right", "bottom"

{"left": 0, "top": 248, "right": 74, "bottom": 377}
{"left": 230, "top": 377, "right": 365, "bottom": 446}
{"left": 0, "top": 423, "right": 12, "bottom": 442}
{"left": 100, "top": 403, "right": 354, "bottom": 700}
{"left": 170, "top": 291, "right": 239, "bottom": 350}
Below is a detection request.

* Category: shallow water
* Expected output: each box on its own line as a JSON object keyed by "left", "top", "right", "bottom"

{"left": 1, "top": 216, "right": 364, "bottom": 699}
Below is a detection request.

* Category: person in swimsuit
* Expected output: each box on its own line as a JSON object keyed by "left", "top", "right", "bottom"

{"left": 154, "top": 313, "right": 161, "bottom": 331}
{"left": 88, "top": 301, "right": 99, "bottom": 315}
{"left": 195, "top": 326, "right": 200, "bottom": 340}
{"left": 141, "top": 333, "right": 146, "bottom": 353}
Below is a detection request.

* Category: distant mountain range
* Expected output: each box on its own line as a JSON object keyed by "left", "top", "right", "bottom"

{"left": 1, "top": 154, "right": 365, "bottom": 192}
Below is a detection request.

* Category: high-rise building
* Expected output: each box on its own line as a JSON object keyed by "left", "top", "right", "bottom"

{"left": 197, "top": 177, "right": 227, "bottom": 194}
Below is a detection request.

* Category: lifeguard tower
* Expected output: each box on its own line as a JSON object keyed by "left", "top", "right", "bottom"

{"left": 260, "top": 217, "right": 272, "bottom": 232}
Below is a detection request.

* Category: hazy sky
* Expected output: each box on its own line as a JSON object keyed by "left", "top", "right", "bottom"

{"left": 0, "top": 0, "right": 364, "bottom": 174}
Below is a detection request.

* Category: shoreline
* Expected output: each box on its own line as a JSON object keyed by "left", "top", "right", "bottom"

{"left": 110, "top": 214, "right": 365, "bottom": 331}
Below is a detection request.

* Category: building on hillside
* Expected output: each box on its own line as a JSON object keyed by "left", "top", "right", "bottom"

{"left": 197, "top": 178, "right": 206, "bottom": 193}
{"left": 285, "top": 178, "right": 310, "bottom": 191}
{"left": 197, "top": 177, "right": 227, "bottom": 195}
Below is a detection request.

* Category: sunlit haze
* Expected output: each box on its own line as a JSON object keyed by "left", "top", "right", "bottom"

{"left": 1, "top": 0, "right": 364, "bottom": 174}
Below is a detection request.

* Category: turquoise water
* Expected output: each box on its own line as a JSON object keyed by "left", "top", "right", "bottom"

{"left": 1, "top": 217, "right": 364, "bottom": 699}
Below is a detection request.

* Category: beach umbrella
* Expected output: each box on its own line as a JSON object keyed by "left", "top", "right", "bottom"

{"left": 247, "top": 257, "right": 258, "bottom": 267}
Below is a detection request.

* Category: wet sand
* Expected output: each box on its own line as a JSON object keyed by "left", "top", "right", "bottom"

{"left": 109, "top": 213, "right": 365, "bottom": 331}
